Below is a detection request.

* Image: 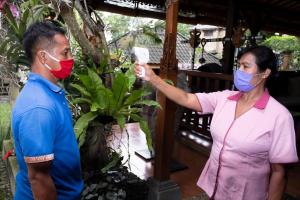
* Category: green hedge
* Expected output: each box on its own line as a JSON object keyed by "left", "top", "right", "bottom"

{"left": 0, "top": 103, "right": 12, "bottom": 150}
{"left": 262, "top": 35, "right": 300, "bottom": 69}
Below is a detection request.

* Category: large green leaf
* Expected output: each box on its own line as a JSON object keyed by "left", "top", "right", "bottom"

{"left": 123, "top": 88, "right": 151, "bottom": 106}
{"left": 91, "top": 102, "right": 100, "bottom": 112}
{"left": 129, "top": 113, "right": 142, "bottom": 121}
{"left": 88, "top": 68, "right": 104, "bottom": 91}
{"left": 18, "top": 9, "right": 30, "bottom": 37}
{"left": 112, "top": 72, "right": 128, "bottom": 108}
{"left": 94, "top": 87, "right": 110, "bottom": 111}
{"left": 129, "top": 113, "right": 153, "bottom": 151}
{"left": 70, "top": 83, "right": 91, "bottom": 98}
{"left": 134, "top": 100, "right": 161, "bottom": 109}
{"left": 72, "top": 97, "right": 91, "bottom": 105}
{"left": 115, "top": 114, "right": 126, "bottom": 129}
{"left": 3, "top": 5, "right": 19, "bottom": 36}
{"left": 74, "top": 112, "right": 98, "bottom": 147}
{"left": 105, "top": 89, "right": 116, "bottom": 115}
{"left": 78, "top": 74, "right": 93, "bottom": 90}
{"left": 125, "top": 68, "right": 136, "bottom": 90}
{"left": 139, "top": 119, "right": 153, "bottom": 152}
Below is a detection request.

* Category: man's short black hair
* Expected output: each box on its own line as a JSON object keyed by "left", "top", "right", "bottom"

{"left": 23, "top": 20, "right": 66, "bottom": 64}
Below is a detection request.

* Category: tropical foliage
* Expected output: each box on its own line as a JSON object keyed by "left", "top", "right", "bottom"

{"left": 0, "top": 0, "right": 50, "bottom": 69}
{"left": 0, "top": 3, "right": 30, "bottom": 68}
{"left": 100, "top": 12, "right": 191, "bottom": 42}
{"left": 71, "top": 67, "right": 160, "bottom": 151}
{"left": 263, "top": 35, "right": 300, "bottom": 53}
{"left": 262, "top": 35, "right": 300, "bottom": 69}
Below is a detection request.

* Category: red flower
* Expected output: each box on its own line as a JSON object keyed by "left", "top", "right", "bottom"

{"left": 0, "top": 0, "right": 8, "bottom": 10}
{"left": 2, "top": 149, "right": 14, "bottom": 160}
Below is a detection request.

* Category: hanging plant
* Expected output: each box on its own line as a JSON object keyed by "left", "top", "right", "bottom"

{"left": 70, "top": 67, "right": 160, "bottom": 171}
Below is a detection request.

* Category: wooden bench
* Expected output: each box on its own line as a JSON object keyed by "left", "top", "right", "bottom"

{"left": 177, "top": 70, "right": 233, "bottom": 155}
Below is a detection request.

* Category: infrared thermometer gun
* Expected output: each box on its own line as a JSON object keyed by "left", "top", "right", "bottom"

{"left": 132, "top": 47, "right": 149, "bottom": 78}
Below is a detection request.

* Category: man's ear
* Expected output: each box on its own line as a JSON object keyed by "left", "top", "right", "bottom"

{"left": 263, "top": 68, "right": 271, "bottom": 79}
{"left": 36, "top": 50, "right": 46, "bottom": 64}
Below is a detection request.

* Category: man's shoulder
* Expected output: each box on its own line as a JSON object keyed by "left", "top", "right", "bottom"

{"left": 13, "top": 82, "right": 56, "bottom": 117}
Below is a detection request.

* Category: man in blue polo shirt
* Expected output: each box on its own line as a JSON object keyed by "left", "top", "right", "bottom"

{"left": 11, "top": 21, "right": 83, "bottom": 199}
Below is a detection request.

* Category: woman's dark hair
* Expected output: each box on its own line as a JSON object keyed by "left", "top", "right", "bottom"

{"left": 23, "top": 20, "right": 66, "bottom": 64}
{"left": 237, "top": 45, "right": 278, "bottom": 76}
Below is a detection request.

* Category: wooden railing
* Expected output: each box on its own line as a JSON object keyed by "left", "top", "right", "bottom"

{"left": 0, "top": 78, "right": 10, "bottom": 103}
{"left": 182, "top": 70, "right": 234, "bottom": 93}
{"left": 177, "top": 70, "right": 234, "bottom": 155}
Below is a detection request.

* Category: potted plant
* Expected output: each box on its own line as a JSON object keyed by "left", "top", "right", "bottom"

{"left": 69, "top": 66, "right": 160, "bottom": 199}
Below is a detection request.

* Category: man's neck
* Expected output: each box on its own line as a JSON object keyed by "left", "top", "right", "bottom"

{"left": 31, "top": 65, "right": 58, "bottom": 85}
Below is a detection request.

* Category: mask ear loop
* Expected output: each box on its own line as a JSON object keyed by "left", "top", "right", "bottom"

{"left": 252, "top": 72, "right": 267, "bottom": 88}
{"left": 41, "top": 51, "right": 59, "bottom": 70}
{"left": 43, "top": 51, "right": 60, "bottom": 62}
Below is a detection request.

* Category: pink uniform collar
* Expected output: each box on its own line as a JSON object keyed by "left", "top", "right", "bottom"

{"left": 227, "top": 89, "right": 270, "bottom": 109}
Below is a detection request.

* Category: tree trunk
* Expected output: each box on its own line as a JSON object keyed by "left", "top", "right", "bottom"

{"left": 73, "top": 0, "right": 110, "bottom": 64}
{"left": 43, "top": 0, "right": 111, "bottom": 78}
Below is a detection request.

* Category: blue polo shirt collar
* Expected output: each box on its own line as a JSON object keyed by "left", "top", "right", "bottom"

{"left": 28, "top": 73, "right": 62, "bottom": 93}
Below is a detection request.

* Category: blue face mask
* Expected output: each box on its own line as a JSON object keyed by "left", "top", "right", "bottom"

{"left": 234, "top": 69, "right": 255, "bottom": 92}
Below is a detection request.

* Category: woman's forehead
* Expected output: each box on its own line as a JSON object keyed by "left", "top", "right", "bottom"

{"left": 239, "top": 53, "right": 256, "bottom": 63}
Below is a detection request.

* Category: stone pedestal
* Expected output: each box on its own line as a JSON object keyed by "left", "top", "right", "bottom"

{"left": 147, "top": 178, "right": 181, "bottom": 200}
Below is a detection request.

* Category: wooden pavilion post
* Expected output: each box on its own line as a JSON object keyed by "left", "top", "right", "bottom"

{"left": 222, "top": 0, "right": 238, "bottom": 74}
{"left": 154, "top": 0, "right": 178, "bottom": 180}
{"left": 148, "top": 0, "right": 181, "bottom": 199}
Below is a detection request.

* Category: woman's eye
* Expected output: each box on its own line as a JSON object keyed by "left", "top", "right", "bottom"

{"left": 237, "top": 64, "right": 244, "bottom": 69}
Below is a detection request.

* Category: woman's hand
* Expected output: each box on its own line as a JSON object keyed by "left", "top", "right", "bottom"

{"left": 134, "top": 63, "right": 202, "bottom": 112}
{"left": 134, "top": 63, "right": 155, "bottom": 82}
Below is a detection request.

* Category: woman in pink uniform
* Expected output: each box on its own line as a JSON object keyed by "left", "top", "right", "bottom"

{"left": 135, "top": 46, "right": 298, "bottom": 200}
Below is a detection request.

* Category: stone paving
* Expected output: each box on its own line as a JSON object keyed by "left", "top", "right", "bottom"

{"left": 0, "top": 152, "right": 12, "bottom": 200}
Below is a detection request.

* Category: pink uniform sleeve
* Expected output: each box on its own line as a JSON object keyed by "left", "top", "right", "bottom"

{"left": 195, "top": 90, "right": 232, "bottom": 114}
{"left": 269, "top": 111, "right": 298, "bottom": 163}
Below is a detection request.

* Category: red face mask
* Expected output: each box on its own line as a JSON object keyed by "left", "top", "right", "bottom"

{"left": 44, "top": 51, "right": 74, "bottom": 79}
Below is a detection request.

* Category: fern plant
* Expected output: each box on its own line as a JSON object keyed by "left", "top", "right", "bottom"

{"left": 0, "top": 0, "right": 51, "bottom": 69}
{"left": 71, "top": 67, "right": 160, "bottom": 170}
{"left": 0, "top": 4, "right": 29, "bottom": 68}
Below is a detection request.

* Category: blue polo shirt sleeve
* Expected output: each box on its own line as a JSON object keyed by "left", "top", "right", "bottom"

{"left": 18, "top": 107, "right": 56, "bottom": 163}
